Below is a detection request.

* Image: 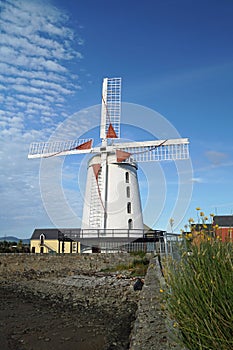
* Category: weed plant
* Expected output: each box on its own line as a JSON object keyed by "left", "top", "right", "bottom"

{"left": 165, "top": 240, "right": 233, "bottom": 350}
{"left": 101, "top": 252, "right": 149, "bottom": 276}
{"left": 130, "top": 251, "right": 147, "bottom": 259}
{"left": 115, "top": 255, "right": 149, "bottom": 276}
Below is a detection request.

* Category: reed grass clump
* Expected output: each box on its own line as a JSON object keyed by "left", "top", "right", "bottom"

{"left": 165, "top": 240, "right": 233, "bottom": 350}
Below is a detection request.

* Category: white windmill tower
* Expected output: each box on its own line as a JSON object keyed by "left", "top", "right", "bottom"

{"left": 28, "top": 77, "right": 189, "bottom": 239}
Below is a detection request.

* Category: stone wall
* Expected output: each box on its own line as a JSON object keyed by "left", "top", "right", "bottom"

{"left": 129, "top": 255, "right": 184, "bottom": 350}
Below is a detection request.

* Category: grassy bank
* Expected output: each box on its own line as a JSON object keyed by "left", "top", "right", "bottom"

{"left": 164, "top": 240, "right": 233, "bottom": 350}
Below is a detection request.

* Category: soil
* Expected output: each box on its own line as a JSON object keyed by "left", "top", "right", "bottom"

{"left": 0, "top": 287, "right": 134, "bottom": 350}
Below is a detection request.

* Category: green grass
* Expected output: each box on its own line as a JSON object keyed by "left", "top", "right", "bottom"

{"left": 101, "top": 253, "right": 149, "bottom": 276}
{"left": 130, "top": 251, "right": 147, "bottom": 259}
{"left": 165, "top": 240, "right": 233, "bottom": 350}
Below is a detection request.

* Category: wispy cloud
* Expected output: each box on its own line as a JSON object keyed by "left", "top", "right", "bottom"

{"left": 204, "top": 150, "right": 228, "bottom": 166}
{"left": 191, "top": 177, "right": 203, "bottom": 183}
{"left": 0, "top": 0, "right": 83, "bottom": 126}
{"left": 0, "top": 0, "right": 85, "bottom": 237}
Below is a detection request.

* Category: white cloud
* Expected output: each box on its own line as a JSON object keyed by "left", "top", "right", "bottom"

{"left": 1, "top": 33, "right": 52, "bottom": 57}
{"left": 191, "top": 177, "right": 203, "bottom": 183}
{"left": 0, "top": 0, "right": 85, "bottom": 238}
{"left": 0, "top": 84, "right": 7, "bottom": 91}
{"left": 0, "top": 0, "right": 82, "bottom": 126}
{"left": 0, "top": 62, "right": 72, "bottom": 83}
{"left": 205, "top": 150, "right": 228, "bottom": 166}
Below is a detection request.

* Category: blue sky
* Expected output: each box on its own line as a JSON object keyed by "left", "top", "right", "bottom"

{"left": 0, "top": 0, "right": 233, "bottom": 238}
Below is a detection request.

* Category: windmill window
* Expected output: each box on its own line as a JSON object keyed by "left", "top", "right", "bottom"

{"left": 128, "top": 219, "right": 133, "bottom": 229}
{"left": 126, "top": 186, "right": 130, "bottom": 198}
{"left": 127, "top": 202, "right": 131, "bottom": 214}
{"left": 125, "top": 172, "right": 129, "bottom": 183}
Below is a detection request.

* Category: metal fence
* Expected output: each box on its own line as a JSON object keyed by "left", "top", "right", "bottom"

{"left": 79, "top": 232, "right": 183, "bottom": 258}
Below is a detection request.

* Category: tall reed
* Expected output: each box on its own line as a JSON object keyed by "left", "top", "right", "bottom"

{"left": 165, "top": 240, "right": 233, "bottom": 350}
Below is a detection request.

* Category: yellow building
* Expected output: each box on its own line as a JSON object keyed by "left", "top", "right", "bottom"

{"left": 30, "top": 229, "right": 80, "bottom": 254}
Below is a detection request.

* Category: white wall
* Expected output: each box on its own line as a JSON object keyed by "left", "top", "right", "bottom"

{"left": 81, "top": 153, "right": 143, "bottom": 233}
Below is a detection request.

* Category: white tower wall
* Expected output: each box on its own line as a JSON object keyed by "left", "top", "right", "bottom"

{"left": 106, "top": 162, "right": 143, "bottom": 229}
{"left": 81, "top": 154, "right": 143, "bottom": 231}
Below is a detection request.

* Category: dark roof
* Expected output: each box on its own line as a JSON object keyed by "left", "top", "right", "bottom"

{"left": 31, "top": 229, "right": 61, "bottom": 240}
{"left": 213, "top": 216, "right": 233, "bottom": 227}
{"left": 31, "top": 228, "right": 81, "bottom": 240}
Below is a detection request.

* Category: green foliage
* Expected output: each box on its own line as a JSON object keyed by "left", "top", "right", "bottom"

{"left": 130, "top": 256, "right": 149, "bottom": 276}
{"left": 0, "top": 240, "right": 30, "bottom": 253}
{"left": 165, "top": 241, "right": 233, "bottom": 350}
{"left": 130, "top": 250, "right": 147, "bottom": 259}
{"left": 101, "top": 254, "right": 149, "bottom": 276}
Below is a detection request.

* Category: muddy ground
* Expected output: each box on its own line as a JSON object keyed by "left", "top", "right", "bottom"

{"left": 0, "top": 285, "right": 137, "bottom": 350}
{"left": 0, "top": 254, "right": 140, "bottom": 350}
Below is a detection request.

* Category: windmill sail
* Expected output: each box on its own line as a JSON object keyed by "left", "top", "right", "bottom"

{"left": 100, "top": 77, "right": 121, "bottom": 140}
{"left": 28, "top": 138, "right": 93, "bottom": 158}
{"left": 114, "top": 138, "right": 189, "bottom": 162}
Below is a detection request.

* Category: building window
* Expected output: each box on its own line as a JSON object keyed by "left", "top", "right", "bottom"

{"left": 126, "top": 186, "right": 130, "bottom": 198}
{"left": 127, "top": 202, "right": 131, "bottom": 214}
{"left": 128, "top": 219, "right": 133, "bottom": 229}
{"left": 73, "top": 242, "right": 77, "bottom": 253}
{"left": 40, "top": 234, "right": 45, "bottom": 245}
{"left": 125, "top": 172, "right": 129, "bottom": 183}
{"left": 228, "top": 229, "right": 232, "bottom": 240}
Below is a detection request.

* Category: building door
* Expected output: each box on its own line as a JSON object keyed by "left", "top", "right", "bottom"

{"left": 128, "top": 219, "right": 133, "bottom": 229}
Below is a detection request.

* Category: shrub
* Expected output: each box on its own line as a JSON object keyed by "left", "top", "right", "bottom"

{"left": 165, "top": 240, "right": 233, "bottom": 350}
{"left": 101, "top": 254, "right": 149, "bottom": 276}
{"left": 130, "top": 251, "right": 147, "bottom": 259}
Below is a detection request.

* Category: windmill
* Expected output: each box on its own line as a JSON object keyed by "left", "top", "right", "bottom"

{"left": 28, "top": 77, "right": 189, "bottom": 239}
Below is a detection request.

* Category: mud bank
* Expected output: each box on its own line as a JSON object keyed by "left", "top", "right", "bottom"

{"left": 0, "top": 254, "right": 140, "bottom": 350}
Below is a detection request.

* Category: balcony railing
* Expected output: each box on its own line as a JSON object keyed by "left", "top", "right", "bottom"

{"left": 58, "top": 228, "right": 165, "bottom": 241}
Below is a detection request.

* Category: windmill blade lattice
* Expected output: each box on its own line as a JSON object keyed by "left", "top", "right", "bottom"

{"left": 114, "top": 138, "right": 189, "bottom": 162}
{"left": 100, "top": 77, "right": 121, "bottom": 140}
{"left": 28, "top": 138, "right": 93, "bottom": 158}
